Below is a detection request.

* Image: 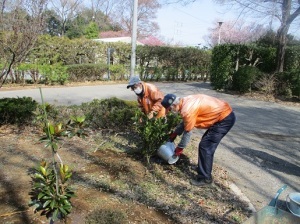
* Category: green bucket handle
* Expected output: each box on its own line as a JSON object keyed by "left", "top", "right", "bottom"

{"left": 268, "top": 184, "right": 287, "bottom": 207}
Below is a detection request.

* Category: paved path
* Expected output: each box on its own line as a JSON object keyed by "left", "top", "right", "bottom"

{"left": 1, "top": 82, "right": 300, "bottom": 211}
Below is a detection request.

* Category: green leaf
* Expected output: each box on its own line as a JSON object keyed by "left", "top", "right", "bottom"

{"left": 39, "top": 136, "right": 48, "bottom": 141}
{"left": 59, "top": 207, "right": 67, "bottom": 215}
{"left": 37, "top": 192, "right": 45, "bottom": 199}
{"left": 50, "top": 199, "right": 56, "bottom": 209}
{"left": 63, "top": 199, "right": 71, "bottom": 206}
{"left": 49, "top": 124, "right": 55, "bottom": 135}
{"left": 35, "top": 173, "right": 45, "bottom": 180}
{"left": 42, "top": 196, "right": 52, "bottom": 200}
{"left": 52, "top": 208, "right": 59, "bottom": 221}
{"left": 59, "top": 194, "right": 67, "bottom": 199}
{"left": 63, "top": 164, "right": 69, "bottom": 172}
{"left": 34, "top": 182, "right": 45, "bottom": 188}
{"left": 40, "top": 166, "right": 46, "bottom": 176}
{"left": 51, "top": 142, "right": 58, "bottom": 150}
{"left": 77, "top": 116, "right": 86, "bottom": 123}
{"left": 42, "top": 200, "right": 51, "bottom": 208}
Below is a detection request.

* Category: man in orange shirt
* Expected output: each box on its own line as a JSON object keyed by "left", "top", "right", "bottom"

{"left": 161, "top": 93, "right": 236, "bottom": 187}
{"left": 127, "top": 76, "right": 166, "bottom": 118}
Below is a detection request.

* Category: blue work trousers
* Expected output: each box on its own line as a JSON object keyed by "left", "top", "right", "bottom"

{"left": 197, "top": 111, "right": 236, "bottom": 180}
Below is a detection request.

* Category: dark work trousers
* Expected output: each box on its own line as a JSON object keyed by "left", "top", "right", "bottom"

{"left": 197, "top": 111, "right": 236, "bottom": 180}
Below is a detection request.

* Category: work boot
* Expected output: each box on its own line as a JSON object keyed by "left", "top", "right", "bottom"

{"left": 190, "top": 176, "right": 213, "bottom": 187}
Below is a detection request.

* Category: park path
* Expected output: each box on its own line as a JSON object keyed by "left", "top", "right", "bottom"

{"left": 1, "top": 82, "right": 300, "bottom": 211}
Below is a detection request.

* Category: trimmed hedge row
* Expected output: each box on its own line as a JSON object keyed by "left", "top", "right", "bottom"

{"left": 0, "top": 97, "right": 38, "bottom": 125}
{"left": 211, "top": 44, "right": 300, "bottom": 97}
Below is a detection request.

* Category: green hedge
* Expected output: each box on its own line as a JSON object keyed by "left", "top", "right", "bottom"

{"left": 0, "top": 97, "right": 38, "bottom": 125}
{"left": 81, "top": 97, "right": 138, "bottom": 131}
{"left": 284, "top": 46, "right": 300, "bottom": 72}
{"left": 210, "top": 44, "right": 299, "bottom": 96}
{"left": 210, "top": 45, "right": 235, "bottom": 90}
{"left": 137, "top": 45, "right": 211, "bottom": 81}
{"left": 232, "top": 66, "right": 262, "bottom": 93}
{"left": 67, "top": 63, "right": 108, "bottom": 81}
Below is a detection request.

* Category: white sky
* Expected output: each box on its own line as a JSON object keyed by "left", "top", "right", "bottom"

{"left": 155, "top": 1, "right": 235, "bottom": 47}
{"left": 155, "top": 1, "right": 300, "bottom": 47}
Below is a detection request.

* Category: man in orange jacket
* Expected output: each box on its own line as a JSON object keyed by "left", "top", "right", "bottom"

{"left": 127, "top": 76, "right": 166, "bottom": 118}
{"left": 161, "top": 93, "right": 236, "bottom": 187}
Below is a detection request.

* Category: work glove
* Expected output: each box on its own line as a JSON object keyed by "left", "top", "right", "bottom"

{"left": 169, "top": 132, "right": 177, "bottom": 142}
{"left": 147, "top": 111, "right": 154, "bottom": 119}
{"left": 174, "top": 147, "right": 184, "bottom": 156}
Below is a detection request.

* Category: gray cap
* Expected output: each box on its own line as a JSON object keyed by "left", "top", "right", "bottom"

{"left": 127, "top": 76, "right": 141, "bottom": 89}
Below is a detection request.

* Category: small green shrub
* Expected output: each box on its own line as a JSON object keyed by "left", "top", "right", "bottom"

{"left": 40, "top": 64, "right": 69, "bottom": 85}
{"left": 232, "top": 66, "right": 261, "bottom": 93}
{"left": 29, "top": 161, "right": 75, "bottom": 222}
{"left": 275, "top": 70, "right": 300, "bottom": 98}
{"left": 0, "top": 97, "right": 38, "bottom": 125}
{"left": 29, "top": 88, "right": 87, "bottom": 222}
{"left": 81, "top": 97, "right": 138, "bottom": 131}
{"left": 132, "top": 111, "right": 182, "bottom": 163}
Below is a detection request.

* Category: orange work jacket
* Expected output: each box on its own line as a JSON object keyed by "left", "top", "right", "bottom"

{"left": 179, "top": 94, "right": 232, "bottom": 131}
{"left": 137, "top": 82, "right": 166, "bottom": 118}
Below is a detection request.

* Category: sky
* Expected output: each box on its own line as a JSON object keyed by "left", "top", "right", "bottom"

{"left": 155, "top": 1, "right": 235, "bottom": 47}
{"left": 155, "top": 1, "right": 300, "bottom": 47}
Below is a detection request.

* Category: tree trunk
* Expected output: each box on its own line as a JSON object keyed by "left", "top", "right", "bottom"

{"left": 276, "top": 26, "right": 289, "bottom": 72}
{"left": 275, "top": 0, "right": 291, "bottom": 72}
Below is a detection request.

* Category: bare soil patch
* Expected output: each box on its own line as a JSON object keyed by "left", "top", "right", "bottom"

{"left": 0, "top": 125, "right": 252, "bottom": 224}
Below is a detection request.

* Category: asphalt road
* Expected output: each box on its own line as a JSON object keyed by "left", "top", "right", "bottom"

{"left": 1, "top": 82, "right": 300, "bottom": 212}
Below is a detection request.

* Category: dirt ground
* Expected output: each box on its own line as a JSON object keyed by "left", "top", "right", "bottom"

{"left": 0, "top": 124, "right": 253, "bottom": 224}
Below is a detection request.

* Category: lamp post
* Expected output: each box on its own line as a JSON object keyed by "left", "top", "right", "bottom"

{"left": 130, "top": 0, "right": 138, "bottom": 77}
{"left": 218, "top": 21, "right": 223, "bottom": 45}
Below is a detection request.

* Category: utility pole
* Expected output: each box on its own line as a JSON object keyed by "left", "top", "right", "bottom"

{"left": 107, "top": 47, "right": 114, "bottom": 80}
{"left": 130, "top": 0, "right": 138, "bottom": 77}
{"left": 218, "top": 21, "right": 223, "bottom": 45}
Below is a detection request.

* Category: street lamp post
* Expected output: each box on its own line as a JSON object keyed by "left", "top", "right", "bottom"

{"left": 130, "top": 0, "right": 138, "bottom": 77}
{"left": 218, "top": 21, "right": 223, "bottom": 45}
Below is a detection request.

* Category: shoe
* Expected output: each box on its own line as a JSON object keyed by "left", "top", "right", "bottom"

{"left": 190, "top": 177, "right": 212, "bottom": 187}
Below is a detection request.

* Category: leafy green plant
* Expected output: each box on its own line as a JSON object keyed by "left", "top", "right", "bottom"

{"left": 29, "top": 160, "right": 74, "bottom": 221}
{"left": 132, "top": 111, "right": 181, "bottom": 164}
{"left": 232, "top": 66, "right": 261, "bottom": 93}
{"left": 40, "top": 64, "right": 69, "bottom": 85}
{"left": 81, "top": 98, "right": 138, "bottom": 131}
{"left": 29, "top": 88, "right": 87, "bottom": 223}
{"left": 0, "top": 97, "right": 38, "bottom": 125}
